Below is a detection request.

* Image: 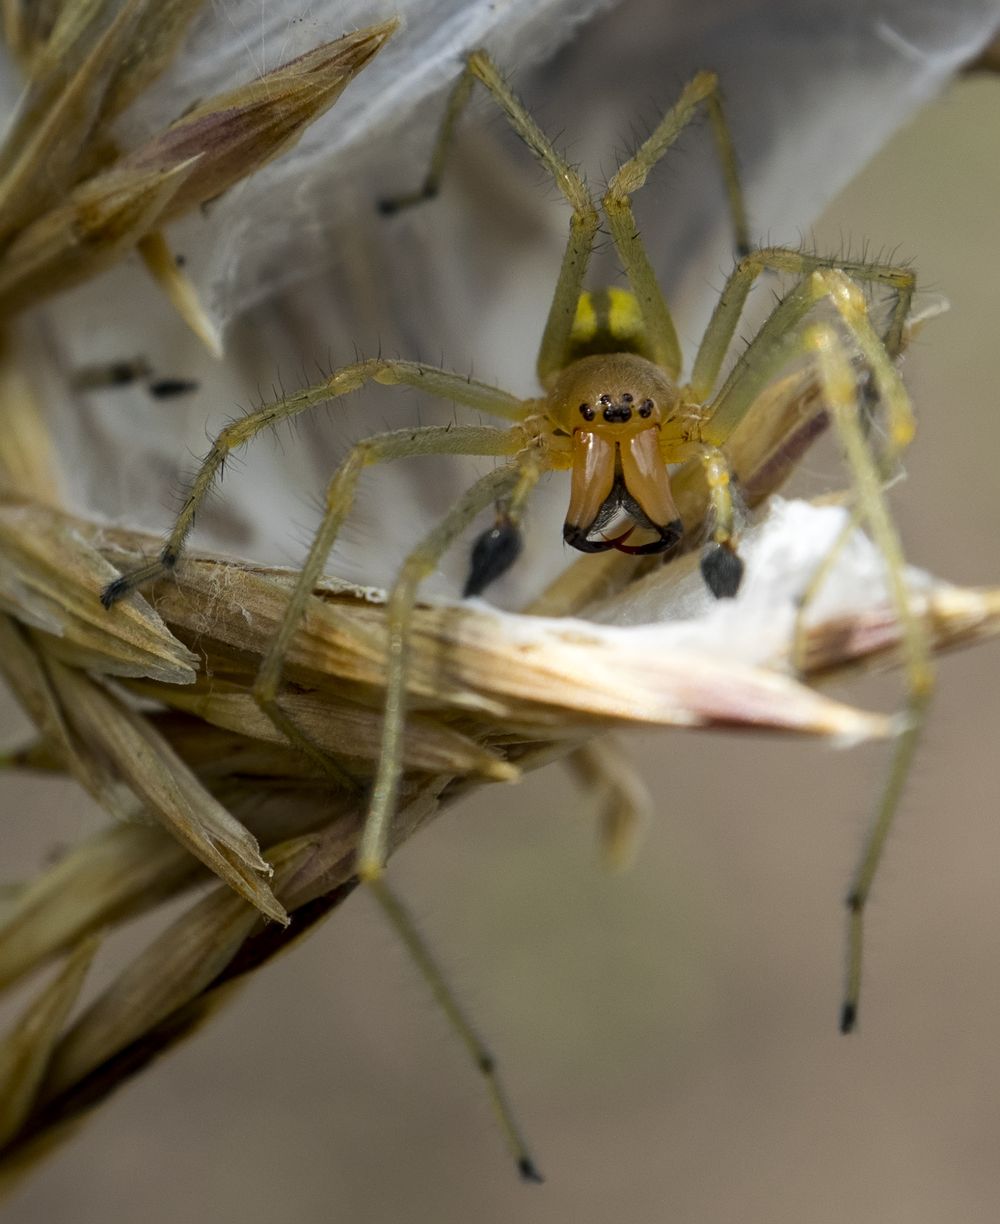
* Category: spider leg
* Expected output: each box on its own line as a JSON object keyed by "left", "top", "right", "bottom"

{"left": 366, "top": 874, "right": 542, "bottom": 1181}
{"left": 102, "top": 364, "right": 542, "bottom": 1175}
{"left": 349, "top": 460, "right": 543, "bottom": 1171}
{"left": 566, "top": 738, "right": 654, "bottom": 872}
{"left": 603, "top": 71, "right": 749, "bottom": 379}
{"left": 707, "top": 267, "right": 929, "bottom": 1028}
{"left": 348, "top": 448, "right": 546, "bottom": 1183}
{"left": 378, "top": 52, "right": 600, "bottom": 385}
{"left": 690, "top": 247, "right": 916, "bottom": 401}
{"left": 253, "top": 423, "right": 530, "bottom": 779}
{"left": 687, "top": 446, "right": 743, "bottom": 597}
{"left": 787, "top": 282, "right": 920, "bottom": 688}
{"left": 693, "top": 268, "right": 930, "bottom": 1028}
{"left": 359, "top": 457, "right": 545, "bottom": 885}
{"left": 675, "top": 272, "right": 841, "bottom": 589}
{"left": 376, "top": 62, "right": 477, "bottom": 215}
{"left": 463, "top": 442, "right": 545, "bottom": 597}
{"left": 803, "top": 313, "right": 933, "bottom": 1034}
{"left": 99, "top": 358, "right": 527, "bottom": 607}
{"left": 700, "top": 269, "right": 915, "bottom": 450}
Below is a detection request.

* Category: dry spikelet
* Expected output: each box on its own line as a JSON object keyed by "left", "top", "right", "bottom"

{"left": 0, "top": 158, "right": 200, "bottom": 315}
{"left": 0, "top": 9, "right": 410, "bottom": 1184}
{"left": 0, "top": 16, "right": 398, "bottom": 320}
{"left": 119, "top": 27, "right": 400, "bottom": 222}
{"left": 0, "top": 0, "right": 148, "bottom": 238}
{"left": 0, "top": 935, "right": 99, "bottom": 1148}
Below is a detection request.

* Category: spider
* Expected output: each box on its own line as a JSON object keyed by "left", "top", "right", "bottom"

{"left": 101, "top": 51, "right": 933, "bottom": 1175}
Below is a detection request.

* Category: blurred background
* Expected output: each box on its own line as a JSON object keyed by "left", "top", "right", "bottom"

{"left": 3, "top": 2, "right": 1000, "bottom": 1221}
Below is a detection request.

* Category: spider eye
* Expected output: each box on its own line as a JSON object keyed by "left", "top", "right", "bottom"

{"left": 621, "top": 392, "right": 633, "bottom": 403}
{"left": 598, "top": 393, "right": 612, "bottom": 406}
{"left": 639, "top": 399, "right": 654, "bottom": 418}
{"left": 579, "top": 402, "right": 595, "bottom": 421}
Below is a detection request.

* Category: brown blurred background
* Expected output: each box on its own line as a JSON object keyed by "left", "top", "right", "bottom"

{"left": 3, "top": 36, "right": 1000, "bottom": 1224}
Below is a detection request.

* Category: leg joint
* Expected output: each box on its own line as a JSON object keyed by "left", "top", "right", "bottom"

{"left": 571, "top": 202, "right": 600, "bottom": 231}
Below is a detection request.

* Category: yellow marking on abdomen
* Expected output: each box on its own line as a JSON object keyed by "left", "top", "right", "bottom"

{"left": 567, "top": 288, "right": 653, "bottom": 361}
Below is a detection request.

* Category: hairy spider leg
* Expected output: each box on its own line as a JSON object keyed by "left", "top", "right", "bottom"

{"left": 688, "top": 263, "right": 916, "bottom": 603}
{"left": 689, "top": 246, "right": 916, "bottom": 403}
{"left": 99, "top": 359, "right": 527, "bottom": 606}
{"left": 693, "top": 270, "right": 913, "bottom": 457}
{"left": 659, "top": 244, "right": 912, "bottom": 592}
{"left": 787, "top": 293, "right": 926, "bottom": 676}
{"left": 685, "top": 264, "right": 928, "bottom": 1030}
{"left": 805, "top": 307, "right": 932, "bottom": 1034}
{"left": 100, "top": 359, "right": 545, "bottom": 1179}
{"left": 363, "top": 455, "right": 547, "bottom": 882}
{"left": 600, "top": 70, "right": 748, "bottom": 378}
{"left": 381, "top": 49, "right": 597, "bottom": 385}
{"left": 367, "top": 873, "right": 543, "bottom": 1181}
{"left": 252, "top": 420, "right": 528, "bottom": 780}
{"left": 703, "top": 250, "right": 912, "bottom": 584}
{"left": 382, "top": 52, "right": 748, "bottom": 386}
{"left": 359, "top": 457, "right": 549, "bottom": 1177}
{"left": 566, "top": 738, "right": 655, "bottom": 872}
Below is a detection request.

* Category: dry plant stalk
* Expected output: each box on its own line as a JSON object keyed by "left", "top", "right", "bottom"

{"left": 0, "top": 6, "right": 398, "bottom": 333}
{"left": 1, "top": 0, "right": 999, "bottom": 1197}
{"left": 2, "top": 390, "right": 1000, "bottom": 1187}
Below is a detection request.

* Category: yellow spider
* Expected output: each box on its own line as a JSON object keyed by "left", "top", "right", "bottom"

{"left": 101, "top": 51, "right": 932, "bottom": 1175}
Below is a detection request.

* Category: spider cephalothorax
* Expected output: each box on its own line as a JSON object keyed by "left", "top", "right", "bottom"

{"left": 547, "top": 351, "right": 683, "bottom": 555}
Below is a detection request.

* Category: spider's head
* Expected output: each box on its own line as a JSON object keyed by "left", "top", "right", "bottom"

{"left": 548, "top": 353, "right": 684, "bottom": 555}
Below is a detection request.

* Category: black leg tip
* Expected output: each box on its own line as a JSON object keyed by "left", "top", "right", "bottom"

{"left": 376, "top": 196, "right": 401, "bottom": 217}
{"left": 839, "top": 1002, "right": 857, "bottom": 1034}
{"left": 518, "top": 1157, "right": 545, "bottom": 1184}
{"left": 100, "top": 576, "right": 130, "bottom": 609}
{"left": 700, "top": 543, "right": 744, "bottom": 599}
{"left": 735, "top": 240, "right": 753, "bottom": 260}
{"left": 463, "top": 518, "right": 523, "bottom": 597}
